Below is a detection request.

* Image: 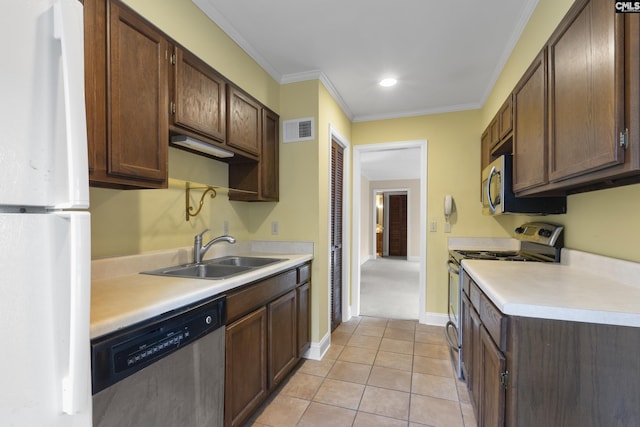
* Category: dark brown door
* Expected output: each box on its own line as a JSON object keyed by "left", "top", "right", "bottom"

{"left": 330, "top": 140, "right": 344, "bottom": 332}
{"left": 388, "top": 194, "right": 407, "bottom": 257}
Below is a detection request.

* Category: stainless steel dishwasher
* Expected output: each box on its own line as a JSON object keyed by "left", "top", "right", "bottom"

{"left": 91, "top": 295, "right": 226, "bottom": 427}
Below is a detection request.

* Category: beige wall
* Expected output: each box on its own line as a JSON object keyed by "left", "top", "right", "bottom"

{"left": 366, "top": 179, "right": 421, "bottom": 260}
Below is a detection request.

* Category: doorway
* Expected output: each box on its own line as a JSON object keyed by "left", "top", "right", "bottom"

{"left": 352, "top": 141, "right": 427, "bottom": 322}
{"left": 375, "top": 191, "right": 408, "bottom": 258}
{"left": 330, "top": 138, "right": 344, "bottom": 332}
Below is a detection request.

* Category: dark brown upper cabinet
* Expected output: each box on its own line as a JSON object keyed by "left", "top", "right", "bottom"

{"left": 547, "top": 0, "right": 625, "bottom": 183}
{"left": 512, "top": 49, "right": 548, "bottom": 193}
{"left": 171, "top": 46, "right": 226, "bottom": 144}
{"left": 85, "top": 0, "right": 169, "bottom": 189}
{"left": 228, "top": 106, "right": 280, "bottom": 202}
{"left": 226, "top": 84, "right": 261, "bottom": 158}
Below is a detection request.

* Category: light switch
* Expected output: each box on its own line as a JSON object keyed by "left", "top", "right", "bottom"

{"left": 429, "top": 221, "right": 437, "bottom": 232}
{"left": 271, "top": 221, "right": 279, "bottom": 235}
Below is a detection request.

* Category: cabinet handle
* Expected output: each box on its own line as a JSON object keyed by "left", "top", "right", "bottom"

{"left": 619, "top": 128, "right": 629, "bottom": 149}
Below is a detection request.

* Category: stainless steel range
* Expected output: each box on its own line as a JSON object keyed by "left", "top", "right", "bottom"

{"left": 445, "top": 222, "right": 564, "bottom": 379}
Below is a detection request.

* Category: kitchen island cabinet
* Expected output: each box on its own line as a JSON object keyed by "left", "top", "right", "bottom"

{"left": 84, "top": 0, "right": 169, "bottom": 189}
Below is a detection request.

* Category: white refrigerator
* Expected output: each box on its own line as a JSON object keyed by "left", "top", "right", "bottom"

{"left": 0, "top": 0, "right": 92, "bottom": 426}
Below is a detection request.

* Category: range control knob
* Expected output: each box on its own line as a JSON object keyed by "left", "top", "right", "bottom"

{"left": 515, "top": 227, "right": 525, "bottom": 234}
{"left": 538, "top": 229, "right": 552, "bottom": 238}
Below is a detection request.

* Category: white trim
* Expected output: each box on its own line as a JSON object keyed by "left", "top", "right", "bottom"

{"left": 352, "top": 140, "right": 428, "bottom": 323}
{"left": 302, "top": 332, "right": 331, "bottom": 361}
{"left": 423, "top": 312, "right": 449, "bottom": 327}
{"left": 328, "top": 125, "right": 352, "bottom": 328}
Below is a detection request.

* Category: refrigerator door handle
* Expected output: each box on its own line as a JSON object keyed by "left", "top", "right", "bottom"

{"left": 53, "top": 0, "right": 89, "bottom": 209}
{"left": 60, "top": 212, "right": 91, "bottom": 415}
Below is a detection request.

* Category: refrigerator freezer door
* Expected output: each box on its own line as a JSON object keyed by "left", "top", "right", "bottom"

{"left": 0, "top": 0, "right": 88, "bottom": 209}
{"left": 0, "top": 212, "right": 92, "bottom": 427}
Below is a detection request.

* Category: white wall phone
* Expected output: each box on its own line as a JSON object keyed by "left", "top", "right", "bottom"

{"left": 444, "top": 195, "right": 453, "bottom": 218}
{"left": 444, "top": 195, "right": 453, "bottom": 232}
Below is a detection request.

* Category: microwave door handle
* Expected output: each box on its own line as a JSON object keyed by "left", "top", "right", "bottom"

{"left": 487, "top": 166, "right": 499, "bottom": 213}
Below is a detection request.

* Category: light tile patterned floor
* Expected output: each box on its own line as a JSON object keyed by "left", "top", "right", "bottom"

{"left": 244, "top": 316, "right": 476, "bottom": 427}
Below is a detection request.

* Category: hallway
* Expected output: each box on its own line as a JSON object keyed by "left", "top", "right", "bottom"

{"left": 360, "top": 257, "right": 419, "bottom": 320}
{"left": 244, "top": 316, "right": 475, "bottom": 426}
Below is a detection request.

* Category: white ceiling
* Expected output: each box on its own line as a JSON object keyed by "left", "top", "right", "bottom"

{"left": 192, "top": 0, "right": 538, "bottom": 123}
{"left": 191, "top": 0, "right": 537, "bottom": 180}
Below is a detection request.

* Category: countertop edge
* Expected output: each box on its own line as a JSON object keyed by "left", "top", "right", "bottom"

{"left": 91, "top": 249, "right": 313, "bottom": 339}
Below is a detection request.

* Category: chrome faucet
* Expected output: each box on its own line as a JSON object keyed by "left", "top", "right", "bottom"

{"left": 193, "top": 229, "right": 236, "bottom": 264}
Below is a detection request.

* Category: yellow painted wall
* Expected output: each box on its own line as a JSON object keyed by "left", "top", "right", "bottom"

{"left": 352, "top": 110, "right": 512, "bottom": 314}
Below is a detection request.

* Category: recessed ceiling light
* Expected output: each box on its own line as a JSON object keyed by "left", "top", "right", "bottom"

{"left": 379, "top": 78, "right": 397, "bottom": 87}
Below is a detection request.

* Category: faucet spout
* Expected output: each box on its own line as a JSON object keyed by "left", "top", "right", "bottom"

{"left": 193, "top": 229, "right": 236, "bottom": 263}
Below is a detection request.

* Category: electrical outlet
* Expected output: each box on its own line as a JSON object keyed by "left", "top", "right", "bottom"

{"left": 444, "top": 222, "right": 451, "bottom": 233}
{"left": 429, "top": 221, "right": 437, "bottom": 232}
{"left": 223, "top": 220, "right": 229, "bottom": 235}
{"left": 271, "top": 221, "right": 279, "bottom": 235}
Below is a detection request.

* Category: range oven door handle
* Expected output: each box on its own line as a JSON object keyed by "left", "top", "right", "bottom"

{"left": 447, "top": 259, "right": 460, "bottom": 275}
{"left": 445, "top": 320, "right": 459, "bottom": 352}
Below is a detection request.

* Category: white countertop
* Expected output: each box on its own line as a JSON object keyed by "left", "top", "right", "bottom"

{"left": 91, "top": 241, "right": 313, "bottom": 339}
{"left": 461, "top": 249, "right": 640, "bottom": 327}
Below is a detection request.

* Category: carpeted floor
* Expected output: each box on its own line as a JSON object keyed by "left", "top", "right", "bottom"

{"left": 360, "top": 257, "right": 420, "bottom": 320}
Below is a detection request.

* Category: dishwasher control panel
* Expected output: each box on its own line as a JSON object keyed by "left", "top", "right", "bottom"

{"left": 91, "top": 295, "right": 226, "bottom": 394}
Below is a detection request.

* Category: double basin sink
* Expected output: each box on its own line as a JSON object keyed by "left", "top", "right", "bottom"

{"left": 142, "top": 256, "right": 285, "bottom": 280}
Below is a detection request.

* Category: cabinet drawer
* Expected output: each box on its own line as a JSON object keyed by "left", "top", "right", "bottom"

{"left": 462, "top": 272, "right": 471, "bottom": 297}
{"left": 226, "top": 269, "right": 297, "bottom": 324}
{"left": 469, "top": 281, "right": 481, "bottom": 311}
{"left": 297, "top": 263, "right": 310, "bottom": 284}
{"left": 480, "top": 293, "right": 507, "bottom": 352}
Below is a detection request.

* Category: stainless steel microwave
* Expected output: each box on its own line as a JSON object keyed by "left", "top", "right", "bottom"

{"left": 482, "top": 155, "right": 567, "bottom": 215}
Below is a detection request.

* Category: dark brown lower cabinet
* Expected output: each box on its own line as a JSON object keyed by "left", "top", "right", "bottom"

{"left": 224, "top": 307, "right": 267, "bottom": 427}
{"left": 224, "top": 262, "right": 312, "bottom": 427}
{"left": 268, "top": 290, "right": 298, "bottom": 387}
{"left": 463, "top": 271, "right": 640, "bottom": 427}
{"left": 480, "top": 327, "right": 505, "bottom": 427}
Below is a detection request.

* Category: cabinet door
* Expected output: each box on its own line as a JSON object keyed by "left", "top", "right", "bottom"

{"left": 225, "top": 307, "right": 268, "bottom": 427}
{"left": 461, "top": 294, "right": 473, "bottom": 386}
{"left": 480, "top": 326, "right": 506, "bottom": 427}
{"left": 268, "top": 290, "right": 298, "bottom": 388}
{"left": 548, "top": 0, "right": 625, "bottom": 182}
{"left": 513, "top": 49, "right": 548, "bottom": 192}
{"left": 470, "top": 301, "right": 482, "bottom": 420}
{"left": 489, "top": 117, "right": 500, "bottom": 146}
{"left": 260, "top": 107, "right": 280, "bottom": 201}
{"left": 297, "top": 282, "right": 311, "bottom": 357}
{"left": 107, "top": 0, "right": 169, "bottom": 182}
{"left": 498, "top": 95, "right": 513, "bottom": 140}
{"left": 227, "top": 85, "right": 261, "bottom": 157}
{"left": 172, "top": 47, "right": 226, "bottom": 142}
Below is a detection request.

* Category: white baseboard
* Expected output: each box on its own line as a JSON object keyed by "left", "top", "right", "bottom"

{"left": 419, "top": 311, "right": 449, "bottom": 327}
{"left": 302, "top": 331, "right": 331, "bottom": 361}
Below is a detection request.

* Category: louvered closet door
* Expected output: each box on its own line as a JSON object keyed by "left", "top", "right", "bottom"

{"left": 330, "top": 140, "right": 344, "bottom": 332}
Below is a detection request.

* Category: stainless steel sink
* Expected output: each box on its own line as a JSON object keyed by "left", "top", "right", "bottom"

{"left": 209, "top": 256, "right": 284, "bottom": 268}
{"left": 141, "top": 256, "right": 285, "bottom": 280}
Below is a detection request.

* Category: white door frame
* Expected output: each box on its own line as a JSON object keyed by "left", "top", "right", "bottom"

{"left": 351, "top": 140, "right": 428, "bottom": 322}
{"left": 327, "top": 125, "right": 352, "bottom": 326}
